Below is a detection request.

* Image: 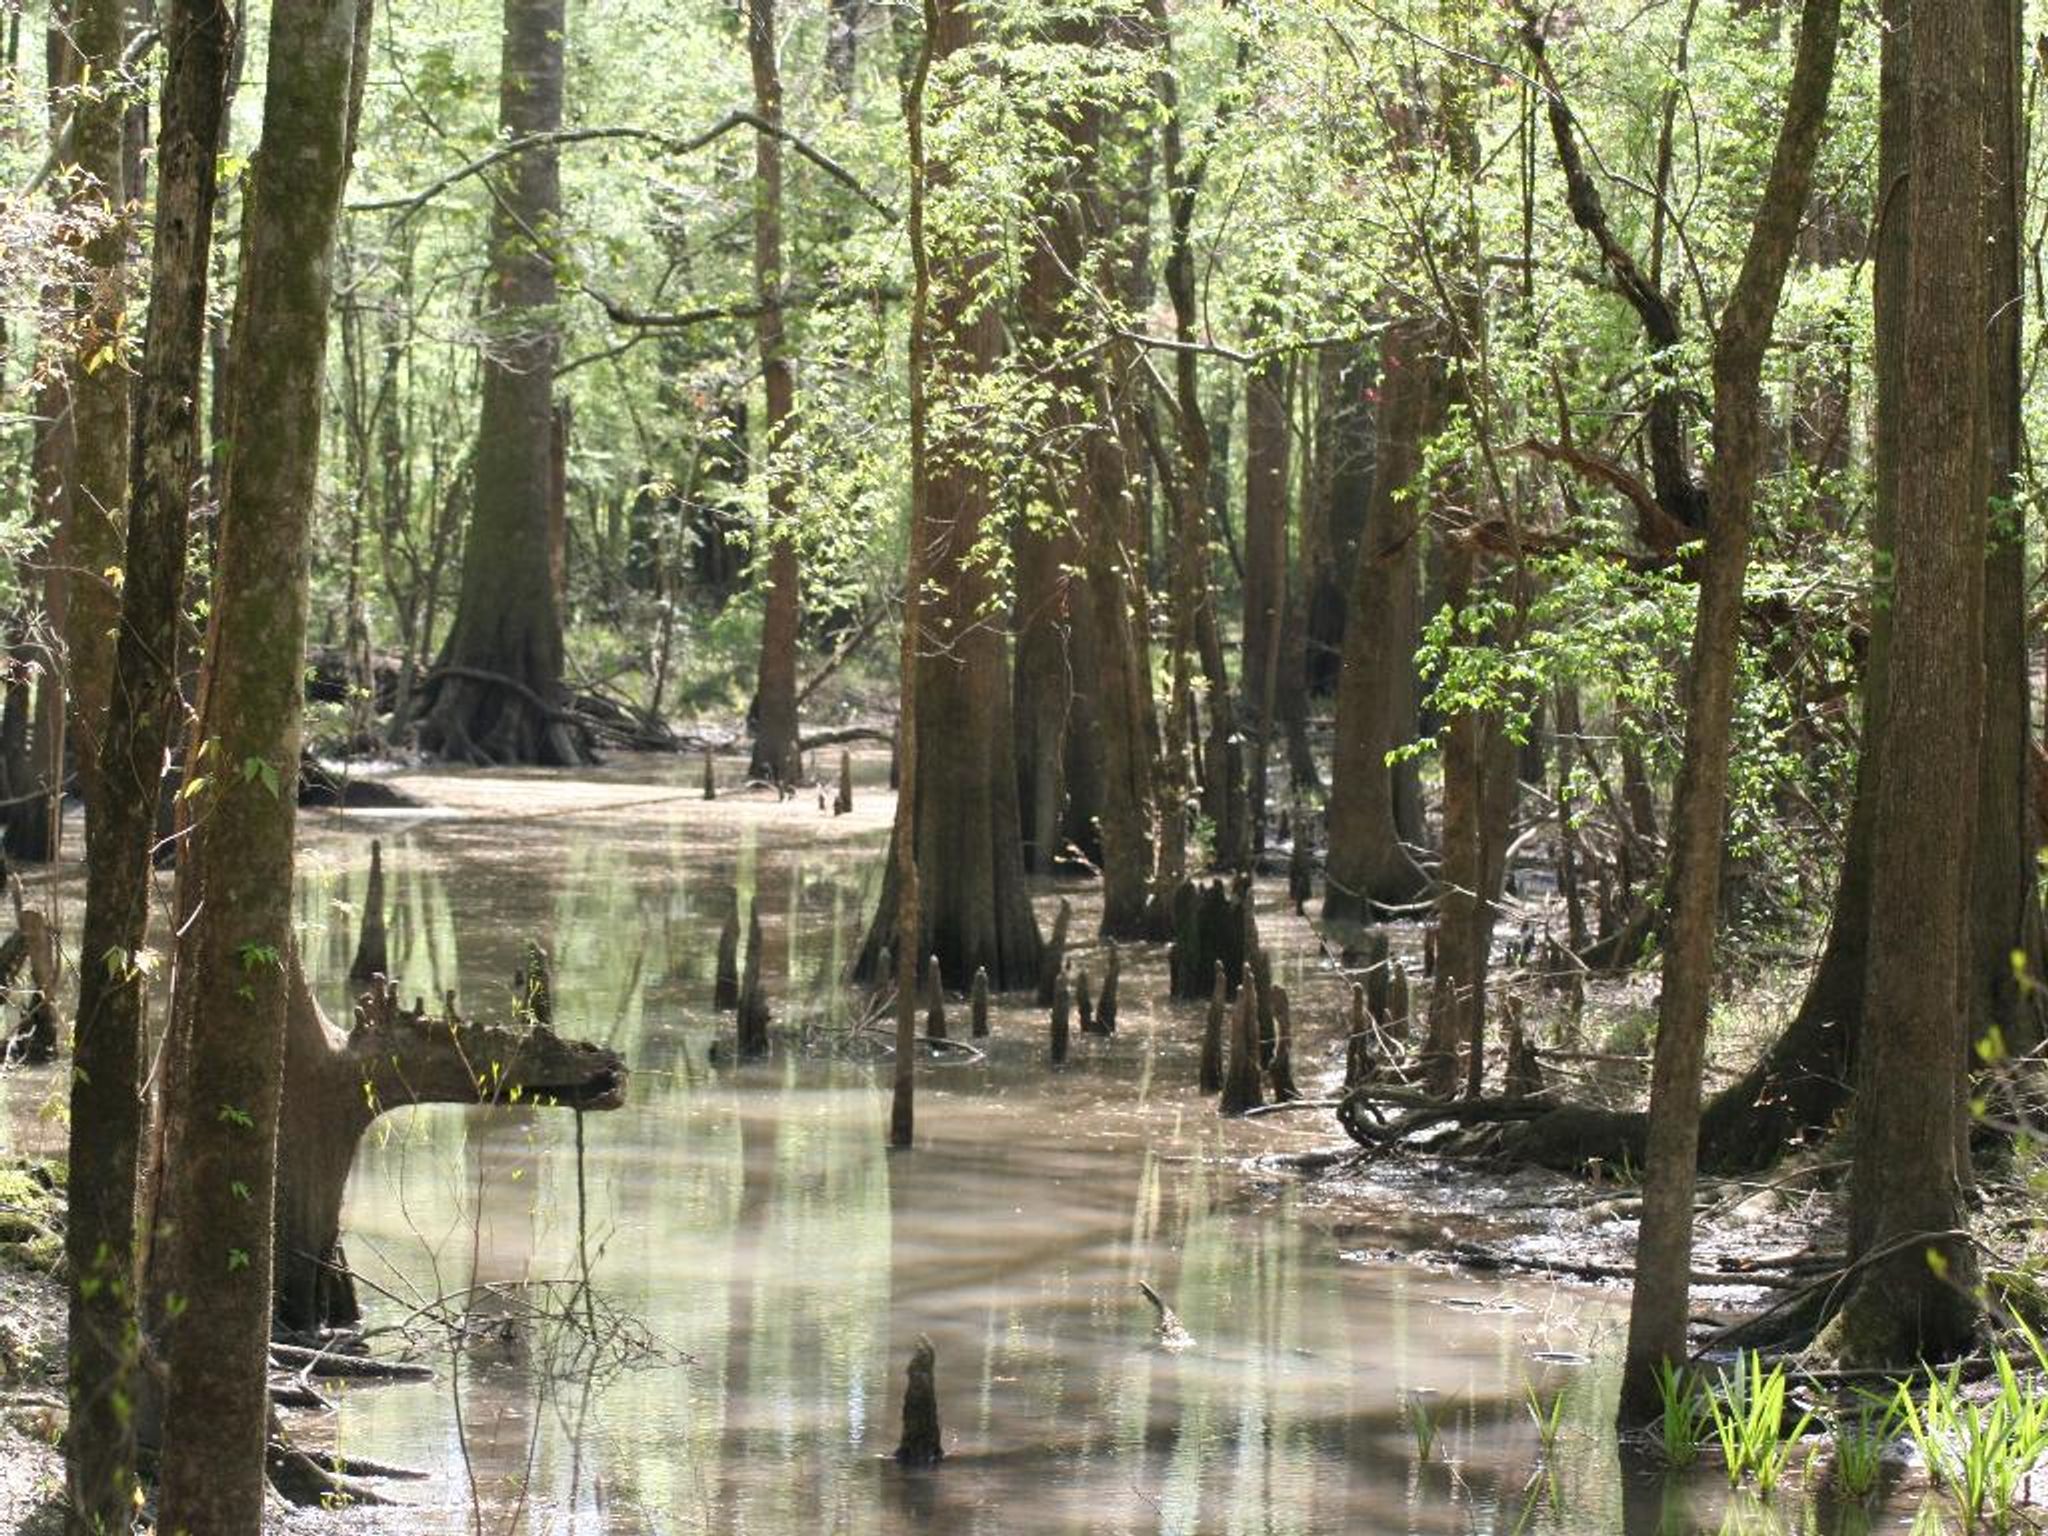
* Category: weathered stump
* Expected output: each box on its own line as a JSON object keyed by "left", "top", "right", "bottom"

{"left": 348, "top": 840, "right": 389, "bottom": 983}
{"left": 894, "top": 1335, "right": 943, "bottom": 1467}
{"left": 1268, "top": 985, "right": 1300, "bottom": 1102}
{"left": 1219, "top": 980, "right": 1265, "bottom": 1116}
{"left": 1050, "top": 968, "right": 1071, "bottom": 1065}
{"left": 736, "top": 901, "right": 770, "bottom": 1060}
{"left": 1037, "top": 897, "right": 1071, "bottom": 1006}
{"left": 924, "top": 957, "right": 947, "bottom": 1043}
{"left": 969, "top": 966, "right": 990, "bottom": 1038}
{"left": 835, "top": 750, "right": 854, "bottom": 816}
{"left": 1199, "top": 962, "right": 1226, "bottom": 1093}
{"left": 714, "top": 895, "right": 741, "bottom": 1011}
{"left": 1098, "top": 940, "right": 1120, "bottom": 1035}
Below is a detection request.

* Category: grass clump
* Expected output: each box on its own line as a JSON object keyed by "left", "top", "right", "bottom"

{"left": 1706, "top": 1351, "right": 1811, "bottom": 1495}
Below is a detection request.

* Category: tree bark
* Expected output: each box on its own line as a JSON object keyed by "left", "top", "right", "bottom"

{"left": 863, "top": 0, "right": 1040, "bottom": 995}
{"left": 745, "top": 0, "right": 802, "bottom": 787}
{"left": 1322, "top": 317, "right": 1437, "bottom": 924}
{"left": 419, "top": 0, "right": 589, "bottom": 766}
{"left": 62, "top": 5, "right": 234, "bottom": 1531}
{"left": 153, "top": 3, "right": 367, "bottom": 1528}
{"left": 1829, "top": 0, "right": 1985, "bottom": 1367}
{"left": 1607, "top": 0, "right": 1842, "bottom": 1422}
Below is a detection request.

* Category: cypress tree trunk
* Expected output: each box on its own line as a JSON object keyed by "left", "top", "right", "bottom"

{"left": 1830, "top": 0, "right": 1984, "bottom": 1366}
{"left": 745, "top": 0, "right": 802, "bottom": 788}
{"left": 1322, "top": 316, "right": 1437, "bottom": 924}
{"left": 420, "top": 0, "right": 589, "bottom": 766}
{"left": 153, "top": 2, "right": 366, "bottom": 1527}
{"left": 62, "top": 5, "right": 234, "bottom": 1530}
{"left": 1241, "top": 350, "right": 1288, "bottom": 846}
{"left": 860, "top": 0, "right": 1041, "bottom": 994}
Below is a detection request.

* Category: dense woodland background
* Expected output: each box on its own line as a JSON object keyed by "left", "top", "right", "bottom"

{"left": 0, "top": 0, "right": 2043, "bottom": 1528}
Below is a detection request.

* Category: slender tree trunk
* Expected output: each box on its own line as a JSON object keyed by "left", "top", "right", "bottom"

{"left": 153, "top": 3, "right": 366, "bottom": 1528}
{"left": 419, "top": 0, "right": 587, "bottom": 766}
{"left": 746, "top": 0, "right": 801, "bottom": 787}
{"left": 50, "top": 0, "right": 130, "bottom": 812}
{"left": 1829, "top": 0, "right": 1984, "bottom": 1367}
{"left": 63, "top": 6, "right": 234, "bottom": 1532}
{"left": 1612, "top": 0, "right": 1842, "bottom": 1422}
{"left": 1242, "top": 349, "right": 1287, "bottom": 846}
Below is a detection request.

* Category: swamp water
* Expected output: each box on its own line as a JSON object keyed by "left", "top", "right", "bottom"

{"left": 3, "top": 765, "right": 1913, "bottom": 1534}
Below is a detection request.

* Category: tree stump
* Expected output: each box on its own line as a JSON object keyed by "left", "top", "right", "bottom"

{"left": 736, "top": 901, "right": 770, "bottom": 1060}
{"left": 1199, "top": 962, "right": 1226, "bottom": 1093}
{"left": 924, "top": 956, "right": 947, "bottom": 1043}
{"left": 1037, "top": 897, "right": 1071, "bottom": 1006}
{"left": 347, "top": 840, "right": 389, "bottom": 983}
{"left": 1098, "top": 941, "right": 1119, "bottom": 1035}
{"left": 1268, "top": 985, "right": 1300, "bottom": 1102}
{"left": 1220, "top": 980, "right": 1265, "bottom": 1115}
{"left": 714, "top": 895, "right": 741, "bottom": 1011}
{"left": 894, "top": 1335, "right": 943, "bottom": 1467}
{"left": 1050, "top": 968, "right": 1071, "bottom": 1065}
{"left": 969, "top": 966, "right": 990, "bottom": 1038}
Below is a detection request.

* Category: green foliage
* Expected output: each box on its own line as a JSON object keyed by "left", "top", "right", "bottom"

{"left": 1654, "top": 1360, "right": 1711, "bottom": 1468}
{"left": 1705, "top": 1351, "right": 1811, "bottom": 1495}
{"left": 1898, "top": 1337, "right": 2048, "bottom": 1531}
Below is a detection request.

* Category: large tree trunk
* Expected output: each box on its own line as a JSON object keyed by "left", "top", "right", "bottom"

{"left": 419, "top": 0, "right": 589, "bottom": 766}
{"left": 62, "top": 5, "right": 233, "bottom": 1530}
{"left": 1827, "top": 0, "right": 1985, "bottom": 1368}
{"left": 858, "top": 0, "right": 1041, "bottom": 992}
{"left": 152, "top": 3, "right": 367, "bottom": 1528}
{"left": 745, "top": 0, "right": 802, "bottom": 788}
{"left": 1322, "top": 316, "right": 1437, "bottom": 925}
{"left": 1241, "top": 349, "right": 1287, "bottom": 847}
{"left": 274, "top": 963, "right": 624, "bottom": 1332}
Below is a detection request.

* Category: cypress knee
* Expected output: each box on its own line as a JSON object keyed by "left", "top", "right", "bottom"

{"left": 835, "top": 749, "right": 854, "bottom": 815}
{"left": 348, "top": 840, "right": 389, "bottom": 983}
{"left": 1098, "top": 940, "right": 1119, "bottom": 1035}
{"left": 1220, "top": 980, "right": 1264, "bottom": 1115}
{"left": 1200, "top": 962, "right": 1226, "bottom": 1092}
{"left": 924, "top": 956, "right": 947, "bottom": 1042}
{"left": 1077, "top": 967, "right": 1097, "bottom": 1034}
{"left": 703, "top": 747, "right": 717, "bottom": 800}
{"left": 1050, "top": 968, "right": 1071, "bottom": 1065}
{"left": 1038, "top": 897, "right": 1071, "bottom": 1005}
{"left": 1268, "top": 984, "right": 1300, "bottom": 1101}
{"left": 1345, "top": 981, "right": 1372, "bottom": 1089}
{"left": 894, "top": 1335, "right": 943, "bottom": 1467}
{"left": 736, "top": 901, "right": 770, "bottom": 1060}
{"left": 969, "top": 966, "right": 990, "bottom": 1038}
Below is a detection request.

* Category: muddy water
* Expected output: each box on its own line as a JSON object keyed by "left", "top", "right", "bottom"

{"left": 4, "top": 762, "right": 1847, "bottom": 1534}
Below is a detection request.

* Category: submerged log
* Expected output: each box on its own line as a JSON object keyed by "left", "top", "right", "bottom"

{"left": 1220, "top": 981, "right": 1265, "bottom": 1115}
{"left": 276, "top": 962, "right": 625, "bottom": 1333}
{"left": 924, "top": 957, "right": 947, "bottom": 1043}
{"left": 1200, "top": 962, "right": 1226, "bottom": 1093}
{"left": 736, "top": 901, "right": 770, "bottom": 1059}
{"left": 1050, "top": 968, "right": 1071, "bottom": 1065}
{"left": 1268, "top": 985, "right": 1300, "bottom": 1101}
{"left": 714, "top": 895, "right": 741, "bottom": 1011}
{"left": 347, "top": 840, "right": 388, "bottom": 984}
{"left": 894, "top": 1335, "right": 943, "bottom": 1467}
{"left": 1098, "top": 941, "right": 1120, "bottom": 1035}
{"left": 969, "top": 967, "right": 990, "bottom": 1038}
{"left": 1037, "top": 897, "right": 1072, "bottom": 1006}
